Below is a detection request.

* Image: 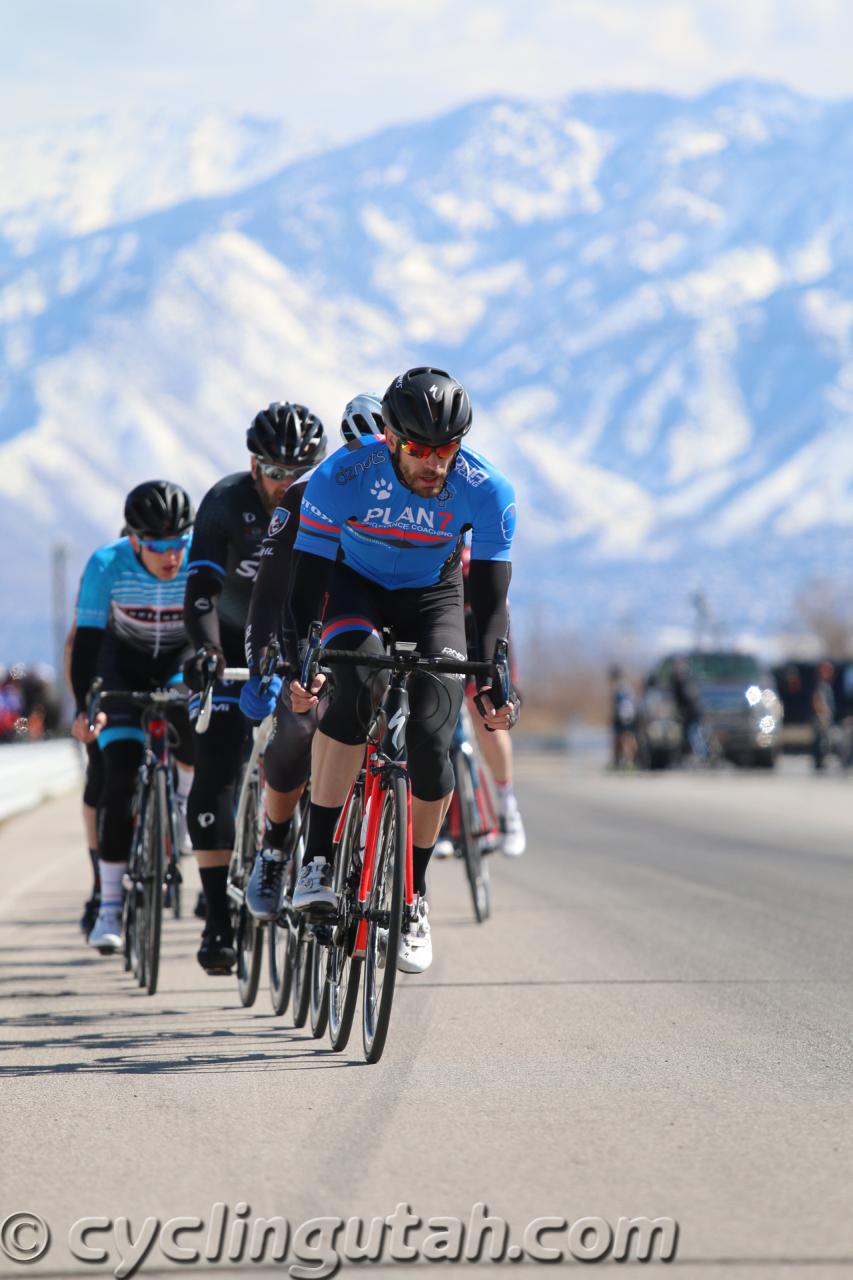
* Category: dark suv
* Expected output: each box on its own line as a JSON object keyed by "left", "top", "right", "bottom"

{"left": 638, "top": 650, "right": 783, "bottom": 769}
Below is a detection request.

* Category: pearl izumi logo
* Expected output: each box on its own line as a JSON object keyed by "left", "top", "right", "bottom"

{"left": 198, "top": 813, "right": 215, "bottom": 829}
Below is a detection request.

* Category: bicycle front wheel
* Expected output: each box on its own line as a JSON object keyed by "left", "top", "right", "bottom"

{"left": 142, "top": 771, "right": 167, "bottom": 995}
{"left": 455, "top": 749, "right": 490, "bottom": 923}
{"left": 328, "top": 787, "right": 364, "bottom": 1053}
{"left": 362, "top": 774, "right": 406, "bottom": 1064}
{"left": 236, "top": 776, "right": 264, "bottom": 1007}
{"left": 309, "top": 936, "right": 330, "bottom": 1037}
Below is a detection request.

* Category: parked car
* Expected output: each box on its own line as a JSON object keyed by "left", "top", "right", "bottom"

{"left": 638, "top": 650, "right": 783, "bottom": 769}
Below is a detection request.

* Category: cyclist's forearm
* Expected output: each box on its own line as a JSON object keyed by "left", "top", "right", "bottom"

{"left": 183, "top": 569, "right": 223, "bottom": 651}
{"left": 287, "top": 550, "right": 333, "bottom": 663}
{"left": 467, "top": 560, "right": 512, "bottom": 664}
{"left": 245, "top": 529, "right": 294, "bottom": 673}
{"left": 70, "top": 626, "right": 103, "bottom": 712}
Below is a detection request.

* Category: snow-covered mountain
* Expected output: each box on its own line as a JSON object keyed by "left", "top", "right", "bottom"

{"left": 2, "top": 81, "right": 852, "bottom": 662}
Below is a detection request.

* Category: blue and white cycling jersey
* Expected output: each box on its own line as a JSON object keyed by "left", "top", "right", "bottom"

{"left": 293, "top": 441, "right": 516, "bottom": 590}
{"left": 75, "top": 537, "right": 190, "bottom": 656}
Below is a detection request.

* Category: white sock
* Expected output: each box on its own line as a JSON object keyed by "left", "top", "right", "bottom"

{"left": 496, "top": 781, "right": 516, "bottom": 815}
{"left": 176, "top": 766, "right": 193, "bottom": 799}
{"left": 99, "top": 861, "right": 127, "bottom": 912}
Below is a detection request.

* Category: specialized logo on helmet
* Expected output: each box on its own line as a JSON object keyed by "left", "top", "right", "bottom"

{"left": 429, "top": 383, "right": 442, "bottom": 401}
{"left": 267, "top": 506, "right": 290, "bottom": 537}
{"left": 370, "top": 478, "right": 393, "bottom": 501}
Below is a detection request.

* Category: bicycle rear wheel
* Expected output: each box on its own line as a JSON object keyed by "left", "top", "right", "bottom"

{"left": 455, "top": 749, "right": 490, "bottom": 923}
{"left": 142, "top": 771, "right": 167, "bottom": 995}
{"left": 362, "top": 774, "right": 406, "bottom": 1064}
{"left": 328, "top": 787, "right": 364, "bottom": 1053}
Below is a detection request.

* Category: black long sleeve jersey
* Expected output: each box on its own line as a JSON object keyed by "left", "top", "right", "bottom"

{"left": 184, "top": 471, "right": 300, "bottom": 664}
{"left": 242, "top": 477, "right": 312, "bottom": 673}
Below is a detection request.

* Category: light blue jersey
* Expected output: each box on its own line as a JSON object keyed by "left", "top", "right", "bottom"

{"left": 293, "top": 442, "right": 516, "bottom": 589}
{"left": 75, "top": 537, "right": 190, "bottom": 656}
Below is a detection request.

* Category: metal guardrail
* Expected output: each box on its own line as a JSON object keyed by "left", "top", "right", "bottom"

{"left": 0, "top": 740, "right": 83, "bottom": 822}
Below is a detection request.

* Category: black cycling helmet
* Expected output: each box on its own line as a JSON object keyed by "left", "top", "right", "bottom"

{"left": 381, "top": 368, "right": 472, "bottom": 447}
{"left": 340, "top": 393, "right": 385, "bottom": 450}
{"left": 124, "top": 480, "right": 194, "bottom": 539}
{"left": 247, "top": 402, "right": 327, "bottom": 468}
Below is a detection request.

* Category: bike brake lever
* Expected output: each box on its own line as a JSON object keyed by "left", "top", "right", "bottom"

{"left": 300, "top": 621, "right": 323, "bottom": 691}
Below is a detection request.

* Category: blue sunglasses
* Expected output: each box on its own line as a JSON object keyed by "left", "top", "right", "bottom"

{"left": 139, "top": 534, "right": 190, "bottom": 553}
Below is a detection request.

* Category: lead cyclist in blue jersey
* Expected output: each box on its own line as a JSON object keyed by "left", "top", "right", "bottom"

{"left": 287, "top": 368, "right": 520, "bottom": 973}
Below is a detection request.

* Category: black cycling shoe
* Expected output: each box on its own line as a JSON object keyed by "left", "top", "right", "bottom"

{"left": 245, "top": 849, "right": 288, "bottom": 922}
{"left": 194, "top": 890, "right": 207, "bottom": 920}
{"left": 197, "top": 926, "right": 236, "bottom": 976}
{"left": 80, "top": 892, "right": 101, "bottom": 938}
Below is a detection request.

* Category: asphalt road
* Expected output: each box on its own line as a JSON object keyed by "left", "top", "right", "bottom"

{"left": 1, "top": 754, "right": 851, "bottom": 1279}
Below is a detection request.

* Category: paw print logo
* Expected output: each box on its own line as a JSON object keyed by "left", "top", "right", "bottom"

{"left": 371, "top": 477, "right": 393, "bottom": 500}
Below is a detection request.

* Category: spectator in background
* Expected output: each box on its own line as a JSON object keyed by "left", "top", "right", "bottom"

{"left": 812, "top": 660, "right": 835, "bottom": 771}
{"left": 0, "top": 666, "right": 24, "bottom": 742}
{"left": 671, "top": 656, "right": 705, "bottom": 760}
{"left": 609, "top": 664, "right": 638, "bottom": 769}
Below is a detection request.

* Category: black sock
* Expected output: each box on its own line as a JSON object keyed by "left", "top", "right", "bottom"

{"left": 305, "top": 802, "right": 342, "bottom": 865}
{"left": 413, "top": 844, "right": 434, "bottom": 897}
{"left": 199, "top": 866, "right": 229, "bottom": 930}
{"left": 264, "top": 816, "right": 292, "bottom": 852}
{"left": 88, "top": 849, "right": 100, "bottom": 893}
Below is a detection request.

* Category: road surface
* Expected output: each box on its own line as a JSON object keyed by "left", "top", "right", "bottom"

{"left": 1, "top": 754, "right": 851, "bottom": 1278}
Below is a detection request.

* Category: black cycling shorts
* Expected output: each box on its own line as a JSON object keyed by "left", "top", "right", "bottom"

{"left": 317, "top": 562, "right": 466, "bottom": 801}
{"left": 186, "top": 677, "right": 250, "bottom": 851}
{"left": 264, "top": 681, "right": 320, "bottom": 794}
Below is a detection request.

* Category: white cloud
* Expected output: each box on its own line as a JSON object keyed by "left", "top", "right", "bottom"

{"left": 4, "top": 1, "right": 853, "bottom": 145}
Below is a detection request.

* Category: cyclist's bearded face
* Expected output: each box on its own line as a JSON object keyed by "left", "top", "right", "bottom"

{"left": 251, "top": 457, "right": 296, "bottom": 514}
{"left": 386, "top": 432, "right": 455, "bottom": 498}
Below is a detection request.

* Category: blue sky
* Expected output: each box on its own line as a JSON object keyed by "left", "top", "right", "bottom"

{"left": 4, "top": 0, "right": 852, "bottom": 144}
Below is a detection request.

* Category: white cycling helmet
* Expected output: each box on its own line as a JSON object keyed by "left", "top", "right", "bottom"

{"left": 340, "top": 393, "right": 385, "bottom": 451}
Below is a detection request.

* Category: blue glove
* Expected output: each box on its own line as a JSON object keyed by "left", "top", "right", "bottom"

{"left": 239, "top": 674, "right": 282, "bottom": 721}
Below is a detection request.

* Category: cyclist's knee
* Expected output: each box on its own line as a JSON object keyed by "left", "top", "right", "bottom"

{"left": 265, "top": 704, "right": 316, "bottom": 791}
{"left": 320, "top": 628, "right": 386, "bottom": 744}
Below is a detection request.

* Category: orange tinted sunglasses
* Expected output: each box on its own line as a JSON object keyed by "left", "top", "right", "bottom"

{"left": 397, "top": 437, "right": 461, "bottom": 461}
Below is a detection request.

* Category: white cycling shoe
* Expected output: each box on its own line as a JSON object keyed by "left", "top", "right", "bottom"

{"left": 397, "top": 897, "right": 432, "bottom": 974}
{"left": 292, "top": 858, "right": 338, "bottom": 913}
{"left": 89, "top": 907, "right": 122, "bottom": 954}
{"left": 499, "top": 805, "right": 527, "bottom": 857}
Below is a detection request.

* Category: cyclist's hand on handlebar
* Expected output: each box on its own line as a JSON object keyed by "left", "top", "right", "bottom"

{"left": 474, "top": 685, "right": 520, "bottom": 732}
{"left": 72, "top": 710, "right": 106, "bottom": 744}
{"left": 182, "top": 644, "right": 225, "bottom": 692}
{"left": 290, "top": 673, "right": 326, "bottom": 714}
{"left": 240, "top": 674, "right": 282, "bottom": 721}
